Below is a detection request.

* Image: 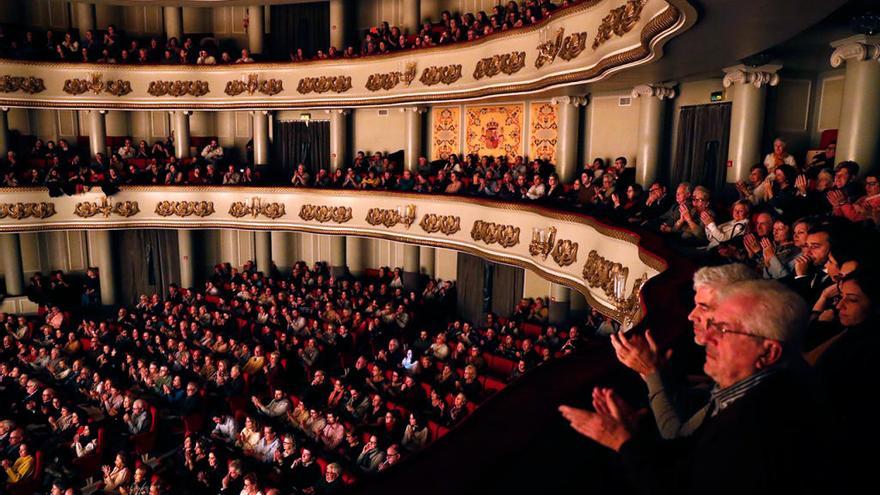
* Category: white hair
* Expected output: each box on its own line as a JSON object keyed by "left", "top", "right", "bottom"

{"left": 718, "top": 280, "right": 807, "bottom": 345}
{"left": 693, "top": 263, "right": 756, "bottom": 290}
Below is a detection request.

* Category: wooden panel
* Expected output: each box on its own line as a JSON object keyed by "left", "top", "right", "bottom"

{"left": 435, "top": 248, "right": 458, "bottom": 281}
{"left": 19, "top": 233, "right": 41, "bottom": 274}
{"left": 57, "top": 110, "right": 79, "bottom": 137}
{"left": 150, "top": 112, "right": 169, "bottom": 138}
{"left": 817, "top": 76, "right": 844, "bottom": 132}
{"left": 234, "top": 112, "right": 252, "bottom": 138}
{"left": 66, "top": 231, "right": 89, "bottom": 271}
{"left": 213, "top": 6, "right": 230, "bottom": 34}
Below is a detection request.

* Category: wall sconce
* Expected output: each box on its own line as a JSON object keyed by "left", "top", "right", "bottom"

{"left": 529, "top": 226, "right": 557, "bottom": 259}
{"left": 396, "top": 204, "right": 416, "bottom": 228}
{"left": 611, "top": 268, "right": 647, "bottom": 330}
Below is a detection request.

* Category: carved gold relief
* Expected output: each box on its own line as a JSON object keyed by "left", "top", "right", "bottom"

{"left": 147, "top": 80, "right": 210, "bottom": 97}
{"left": 419, "top": 64, "right": 462, "bottom": 86}
{"left": 296, "top": 76, "right": 351, "bottom": 95}
{"left": 366, "top": 63, "right": 417, "bottom": 92}
{"left": 63, "top": 74, "right": 131, "bottom": 96}
{"left": 0, "top": 202, "right": 56, "bottom": 220}
{"left": 365, "top": 206, "right": 416, "bottom": 229}
{"left": 298, "top": 204, "right": 352, "bottom": 224}
{"left": 419, "top": 214, "right": 461, "bottom": 236}
{"left": 0, "top": 75, "right": 46, "bottom": 94}
{"left": 535, "top": 28, "right": 588, "bottom": 69}
{"left": 154, "top": 200, "right": 215, "bottom": 217}
{"left": 228, "top": 198, "right": 286, "bottom": 219}
{"left": 473, "top": 51, "right": 527, "bottom": 80}
{"left": 225, "top": 74, "right": 285, "bottom": 96}
{"left": 593, "top": 0, "right": 647, "bottom": 50}
{"left": 529, "top": 226, "right": 557, "bottom": 259}
{"left": 74, "top": 197, "right": 139, "bottom": 218}
{"left": 470, "top": 220, "right": 520, "bottom": 248}
{"left": 550, "top": 239, "right": 579, "bottom": 267}
{"left": 582, "top": 249, "right": 628, "bottom": 298}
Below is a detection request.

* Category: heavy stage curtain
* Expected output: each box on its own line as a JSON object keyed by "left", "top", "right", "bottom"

{"left": 672, "top": 102, "right": 732, "bottom": 191}
{"left": 491, "top": 263, "right": 524, "bottom": 318}
{"left": 457, "top": 254, "right": 525, "bottom": 324}
{"left": 116, "top": 230, "right": 180, "bottom": 304}
{"left": 273, "top": 120, "right": 330, "bottom": 179}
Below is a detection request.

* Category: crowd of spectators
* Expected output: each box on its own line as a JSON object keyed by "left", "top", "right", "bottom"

{"left": 1, "top": 258, "right": 600, "bottom": 494}
{"left": 0, "top": 1, "right": 569, "bottom": 64}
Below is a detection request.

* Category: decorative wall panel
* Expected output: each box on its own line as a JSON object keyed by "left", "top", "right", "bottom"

{"left": 465, "top": 104, "right": 524, "bottom": 159}
{"left": 529, "top": 102, "right": 558, "bottom": 160}
{"left": 432, "top": 106, "right": 461, "bottom": 160}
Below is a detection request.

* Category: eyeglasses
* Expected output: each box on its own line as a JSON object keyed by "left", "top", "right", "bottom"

{"left": 704, "top": 318, "right": 771, "bottom": 340}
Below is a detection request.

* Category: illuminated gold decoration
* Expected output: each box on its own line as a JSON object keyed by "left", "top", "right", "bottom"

{"left": 551, "top": 239, "right": 579, "bottom": 267}
{"left": 154, "top": 200, "right": 215, "bottom": 217}
{"left": 296, "top": 76, "right": 351, "bottom": 95}
{"left": 470, "top": 220, "right": 520, "bottom": 248}
{"left": 0, "top": 202, "right": 56, "bottom": 220}
{"left": 366, "top": 206, "right": 416, "bottom": 229}
{"left": 63, "top": 74, "right": 131, "bottom": 96}
{"left": 365, "top": 63, "right": 417, "bottom": 92}
{"left": 225, "top": 74, "right": 285, "bottom": 96}
{"left": 147, "top": 80, "right": 210, "bottom": 97}
{"left": 529, "top": 226, "right": 557, "bottom": 259}
{"left": 419, "top": 214, "right": 461, "bottom": 236}
{"left": 535, "top": 28, "right": 588, "bottom": 69}
{"left": 593, "top": 0, "right": 647, "bottom": 50}
{"left": 473, "top": 51, "right": 526, "bottom": 80}
{"left": 582, "top": 249, "right": 628, "bottom": 297}
{"left": 228, "top": 198, "right": 286, "bottom": 219}
{"left": 0, "top": 75, "right": 46, "bottom": 94}
{"left": 419, "top": 64, "right": 462, "bottom": 86}
{"left": 298, "top": 204, "right": 352, "bottom": 223}
{"left": 74, "top": 197, "right": 139, "bottom": 218}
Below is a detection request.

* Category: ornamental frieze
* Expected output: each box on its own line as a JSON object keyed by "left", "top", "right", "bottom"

{"left": 0, "top": 75, "right": 45, "bottom": 94}
{"left": 74, "top": 198, "right": 139, "bottom": 218}
{"left": 419, "top": 64, "right": 462, "bottom": 86}
{"left": 225, "top": 74, "right": 284, "bottom": 96}
{"left": 470, "top": 220, "right": 520, "bottom": 248}
{"left": 0, "top": 202, "right": 56, "bottom": 220}
{"left": 551, "top": 239, "right": 579, "bottom": 267}
{"left": 582, "top": 249, "right": 628, "bottom": 298}
{"left": 419, "top": 214, "right": 461, "bottom": 236}
{"left": 147, "top": 80, "right": 210, "bottom": 97}
{"left": 62, "top": 74, "right": 132, "bottom": 96}
{"left": 365, "top": 206, "right": 416, "bottom": 229}
{"left": 154, "top": 200, "right": 215, "bottom": 217}
{"left": 228, "top": 199, "right": 285, "bottom": 219}
{"left": 366, "top": 63, "right": 417, "bottom": 92}
{"left": 298, "top": 204, "right": 352, "bottom": 223}
{"left": 593, "top": 0, "right": 647, "bottom": 50}
{"left": 473, "top": 52, "right": 527, "bottom": 80}
{"left": 535, "top": 28, "right": 588, "bottom": 69}
{"left": 296, "top": 76, "right": 352, "bottom": 95}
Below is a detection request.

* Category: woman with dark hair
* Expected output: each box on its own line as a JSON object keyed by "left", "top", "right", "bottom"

{"left": 401, "top": 412, "right": 429, "bottom": 452}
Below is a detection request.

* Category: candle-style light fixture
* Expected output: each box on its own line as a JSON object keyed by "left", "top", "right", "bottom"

{"left": 529, "top": 226, "right": 557, "bottom": 259}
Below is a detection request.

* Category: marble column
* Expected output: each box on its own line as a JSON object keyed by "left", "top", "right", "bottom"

{"left": 75, "top": 2, "right": 96, "bottom": 36}
{"left": 254, "top": 231, "right": 272, "bottom": 273}
{"left": 271, "top": 232, "right": 296, "bottom": 273}
{"left": 631, "top": 84, "right": 676, "bottom": 187}
{"left": 327, "top": 109, "right": 350, "bottom": 172}
{"left": 549, "top": 283, "right": 571, "bottom": 325}
{"left": 163, "top": 6, "right": 183, "bottom": 41}
{"left": 830, "top": 35, "right": 880, "bottom": 176}
{"left": 0, "top": 108, "right": 9, "bottom": 156}
{"left": 723, "top": 64, "right": 781, "bottom": 182}
{"left": 177, "top": 229, "right": 194, "bottom": 289}
{"left": 403, "top": 243, "right": 420, "bottom": 288}
{"left": 346, "top": 237, "right": 366, "bottom": 277}
{"left": 88, "top": 110, "right": 106, "bottom": 157}
{"left": 329, "top": 0, "right": 347, "bottom": 50}
{"left": 551, "top": 96, "right": 587, "bottom": 183}
{"left": 330, "top": 236, "right": 347, "bottom": 278}
{"left": 173, "top": 111, "right": 191, "bottom": 159}
{"left": 248, "top": 5, "right": 265, "bottom": 55}
{"left": 0, "top": 234, "right": 24, "bottom": 296}
{"left": 402, "top": 107, "right": 426, "bottom": 172}
{"left": 252, "top": 110, "right": 271, "bottom": 166}
{"left": 89, "top": 230, "right": 117, "bottom": 306}
{"left": 419, "top": 246, "right": 436, "bottom": 278}
{"left": 402, "top": 0, "right": 421, "bottom": 34}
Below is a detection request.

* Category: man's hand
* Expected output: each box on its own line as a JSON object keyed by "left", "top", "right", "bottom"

{"left": 559, "top": 387, "right": 635, "bottom": 452}
{"left": 743, "top": 234, "right": 760, "bottom": 257}
{"left": 760, "top": 237, "right": 776, "bottom": 266}
{"left": 610, "top": 330, "right": 670, "bottom": 378}
{"left": 699, "top": 210, "right": 713, "bottom": 226}
{"left": 827, "top": 189, "right": 847, "bottom": 207}
{"left": 794, "top": 254, "right": 812, "bottom": 277}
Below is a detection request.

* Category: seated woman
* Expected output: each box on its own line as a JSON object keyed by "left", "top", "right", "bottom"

{"left": 702, "top": 200, "right": 751, "bottom": 249}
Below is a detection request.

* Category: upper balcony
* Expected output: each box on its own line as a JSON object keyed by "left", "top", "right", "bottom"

{"left": 0, "top": 0, "right": 693, "bottom": 110}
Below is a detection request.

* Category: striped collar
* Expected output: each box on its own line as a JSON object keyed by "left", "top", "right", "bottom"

{"left": 708, "top": 368, "right": 778, "bottom": 416}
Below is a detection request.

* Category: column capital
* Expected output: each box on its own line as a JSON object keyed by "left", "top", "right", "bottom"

{"left": 0, "top": 107, "right": 9, "bottom": 113}
{"left": 91, "top": 109, "right": 108, "bottom": 115}
{"left": 722, "top": 64, "right": 782, "bottom": 89}
{"left": 170, "top": 110, "right": 192, "bottom": 116}
{"left": 550, "top": 95, "right": 588, "bottom": 107}
{"left": 631, "top": 83, "right": 677, "bottom": 100}
{"left": 324, "top": 109, "right": 351, "bottom": 116}
{"left": 399, "top": 106, "right": 428, "bottom": 114}
{"left": 249, "top": 110, "right": 273, "bottom": 116}
{"left": 830, "top": 35, "right": 880, "bottom": 68}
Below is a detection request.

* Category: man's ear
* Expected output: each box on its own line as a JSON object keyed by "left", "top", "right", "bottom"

{"left": 756, "top": 340, "right": 784, "bottom": 369}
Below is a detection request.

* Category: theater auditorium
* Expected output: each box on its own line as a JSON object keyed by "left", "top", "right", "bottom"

{"left": 0, "top": 0, "right": 877, "bottom": 494}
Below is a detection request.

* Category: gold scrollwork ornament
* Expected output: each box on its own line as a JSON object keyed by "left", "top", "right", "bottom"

{"left": 296, "top": 76, "right": 351, "bottom": 95}
{"left": 0, "top": 75, "right": 46, "bottom": 94}
{"left": 593, "top": 0, "right": 647, "bottom": 50}
{"left": 154, "top": 201, "right": 215, "bottom": 217}
{"left": 74, "top": 198, "right": 139, "bottom": 218}
{"left": 147, "top": 80, "right": 210, "bottom": 97}
{"left": 550, "top": 239, "right": 579, "bottom": 267}
{"left": 473, "top": 51, "right": 526, "bottom": 79}
{"left": 0, "top": 202, "right": 56, "bottom": 220}
{"left": 298, "top": 205, "right": 352, "bottom": 223}
{"left": 225, "top": 74, "right": 285, "bottom": 96}
{"left": 419, "top": 214, "right": 461, "bottom": 236}
{"left": 470, "top": 220, "right": 520, "bottom": 248}
{"left": 420, "top": 65, "right": 462, "bottom": 86}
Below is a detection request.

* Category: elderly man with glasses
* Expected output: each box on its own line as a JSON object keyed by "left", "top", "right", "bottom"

{"left": 560, "top": 279, "right": 834, "bottom": 494}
